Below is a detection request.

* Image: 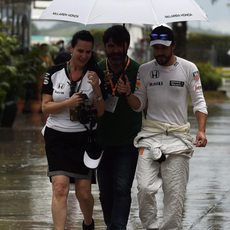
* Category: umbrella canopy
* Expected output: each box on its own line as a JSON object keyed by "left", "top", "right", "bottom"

{"left": 40, "top": 0, "right": 208, "bottom": 25}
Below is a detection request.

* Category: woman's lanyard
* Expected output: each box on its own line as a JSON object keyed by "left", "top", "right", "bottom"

{"left": 105, "top": 58, "right": 130, "bottom": 96}
{"left": 67, "top": 62, "right": 84, "bottom": 94}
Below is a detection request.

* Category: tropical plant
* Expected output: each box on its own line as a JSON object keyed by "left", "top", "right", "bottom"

{"left": 0, "top": 33, "right": 47, "bottom": 104}
{"left": 196, "top": 62, "right": 222, "bottom": 90}
{"left": 0, "top": 25, "right": 48, "bottom": 126}
{"left": 16, "top": 45, "right": 48, "bottom": 100}
{"left": 0, "top": 32, "right": 20, "bottom": 106}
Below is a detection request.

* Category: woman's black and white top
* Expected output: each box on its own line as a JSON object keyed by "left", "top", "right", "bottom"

{"left": 42, "top": 63, "right": 97, "bottom": 133}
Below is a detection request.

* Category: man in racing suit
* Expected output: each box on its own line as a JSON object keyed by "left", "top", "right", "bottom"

{"left": 117, "top": 25, "right": 208, "bottom": 230}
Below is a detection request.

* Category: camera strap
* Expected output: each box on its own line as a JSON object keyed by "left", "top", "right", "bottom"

{"left": 83, "top": 119, "right": 96, "bottom": 140}
{"left": 67, "top": 62, "right": 85, "bottom": 94}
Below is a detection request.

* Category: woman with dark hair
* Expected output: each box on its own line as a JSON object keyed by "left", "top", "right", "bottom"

{"left": 41, "top": 30, "right": 104, "bottom": 230}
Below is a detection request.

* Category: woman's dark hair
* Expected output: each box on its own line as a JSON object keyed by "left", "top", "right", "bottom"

{"left": 71, "top": 30, "right": 94, "bottom": 48}
{"left": 70, "top": 30, "right": 96, "bottom": 72}
{"left": 103, "top": 25, "right": 130, "bottom": 46}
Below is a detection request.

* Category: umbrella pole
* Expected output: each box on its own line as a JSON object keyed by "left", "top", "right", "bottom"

{"left": 122, "top": 23, "right": 126, "bottom": 83}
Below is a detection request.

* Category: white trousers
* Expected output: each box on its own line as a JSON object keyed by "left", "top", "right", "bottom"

{"left": 136, "top": 151, "right": 189, "bottom": 230}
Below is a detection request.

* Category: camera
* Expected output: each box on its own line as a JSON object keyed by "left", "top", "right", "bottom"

{"left": 69, "top": 93, "right": 97, "bottom": 125}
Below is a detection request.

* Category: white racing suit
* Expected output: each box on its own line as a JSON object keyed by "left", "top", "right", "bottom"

{"left": 134, "top": 119, "right": 194, "bottom": 230}
{"left": 133, "top": 57, "right": 208, "bottom": 229}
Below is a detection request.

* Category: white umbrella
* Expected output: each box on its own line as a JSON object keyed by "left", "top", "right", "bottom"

{"left": 40, "top": 0, "right": 208, "bottom": 25}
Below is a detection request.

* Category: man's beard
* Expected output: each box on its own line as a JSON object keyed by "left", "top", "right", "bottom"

{"left": 107, "top": 53, "right": 127, "bottom": 66}
{"left": 155, "top": 55, "right": 171, "bottom": 66}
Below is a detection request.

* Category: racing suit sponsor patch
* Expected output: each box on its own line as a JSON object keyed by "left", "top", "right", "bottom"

{"left": 58, "top": 83, "right": 65, "bottom": 89}
{"left": 193, "top": 84, "right": 202, "bottom": 92}
{"left": 149, "top": 81, "right": 163, "bottom": 86}
{"left": 43, "top": 72, "right": 50, "bottom": 85}
{"left": 170, "top": 80, "right": 184, "bottom": 87}
{"left": 135, "top": 75, "right": 141, "bottom": 90}
{"left": 193, "top": 71, "right": 200, "bottom": 81}
{"left": 150, "top": 70, "right": 160, "bottom": 79}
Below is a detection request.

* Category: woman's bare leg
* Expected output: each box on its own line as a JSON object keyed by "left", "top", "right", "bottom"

{"left": 75, "top": 179, "right": 94, "bottom": 225}
{"left": 51, "top": 175, "right": 70, "bottom": 230}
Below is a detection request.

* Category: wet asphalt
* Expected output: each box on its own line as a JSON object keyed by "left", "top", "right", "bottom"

{"left": 0, "top": 102, "right": 230, "bottom": 230}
